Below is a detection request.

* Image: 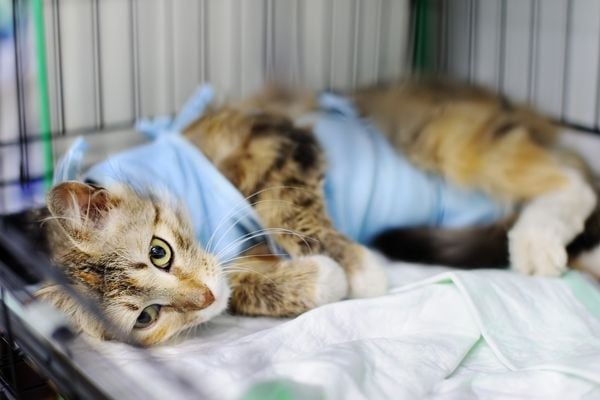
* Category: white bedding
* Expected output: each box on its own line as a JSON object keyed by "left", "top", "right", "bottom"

{"left": 74, "top": 262, "right": 600, "bottom": 400}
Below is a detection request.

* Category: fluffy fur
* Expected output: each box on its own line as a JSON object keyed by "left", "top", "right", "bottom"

{"left": 36, "top": 80, "right": 600, "bottom": 345}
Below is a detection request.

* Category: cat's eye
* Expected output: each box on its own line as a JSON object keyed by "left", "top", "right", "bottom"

{"left": 149, "top": 237, "right": 172, "bottom": 269}
{"left": 134, "top": 304, "right": 161, "bottom": 329}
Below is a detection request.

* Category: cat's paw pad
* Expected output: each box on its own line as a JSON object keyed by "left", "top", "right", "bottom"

{"left": 347, "top": 247, "right": 388, "bottom": 298}
{"left": 309, "top": 255, "right": 348, "bottom": 306}
{"left": 509, "top": 228, "right": 568, "bottom": 277}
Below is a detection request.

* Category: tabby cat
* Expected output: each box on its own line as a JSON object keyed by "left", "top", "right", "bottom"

{"left": 35, "top": 80, "right": 600, "bottom": 346}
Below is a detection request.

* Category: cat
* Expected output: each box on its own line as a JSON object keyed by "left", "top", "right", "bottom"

{"left": 33, "top": 80, "right": 600, "bottom": 346}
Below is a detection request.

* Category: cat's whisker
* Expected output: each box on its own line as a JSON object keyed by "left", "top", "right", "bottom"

{"left": 220, "top": 253, "right": 288, "bottom": 265}
{"left": 221, "top": 267, "right": 253, "bottom": 274}
{"left": 205, "top": 184, "right": 318, "bottom": 253}
{"left": 215, "top": 227, "right": 317, "bottom": 261}
{"left": 243, "top": 184, "right": 316, "bottom": 201}
{"left": 207, "top": 197, "right": 305, "bottom": 254}
{"left": 220, "top": 265, "right": 275, "bottom": 283}
{"left": 205, "top": 189, "right": 297, "bottom": 253}
{"left": 219, "top": 241, "right": 266, "bottom": 263}
{"left": 39, "top": 215, "right": 80, "bottom": 225}
{"left": 217, "top": 228, "right": 315, "bottom": 262}
{"left": 214, "top": 228, "right": 280, "bottom": 260}
{"left": 220, "top": 238, "right": 287, "bottom": 265}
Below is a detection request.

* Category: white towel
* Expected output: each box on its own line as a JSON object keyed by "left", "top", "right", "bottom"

{"left": 74, "top": 264, "right": 600, "bottom": 400}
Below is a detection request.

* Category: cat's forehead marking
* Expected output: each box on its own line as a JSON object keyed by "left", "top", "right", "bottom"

{"left": 152, "top": 201, "right": 195, "bottom": 252}
{"left": 104, "top": 274, "right": 145, "bottom": 298}
{"left": 172, "top": 230, "right": 193, "bottom": 252}
{"left": 74, "top": 269, "right": 103, "bottom": 288}
{"left": 121, "top": 302, "right": 140, "bottom": 311}
{"left": 152, "top": 202, "right": 160, "bottom": 226}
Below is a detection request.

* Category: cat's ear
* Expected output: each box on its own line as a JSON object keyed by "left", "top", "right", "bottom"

{"left": 47, "top": 181, "right": 115, "bottom": 229}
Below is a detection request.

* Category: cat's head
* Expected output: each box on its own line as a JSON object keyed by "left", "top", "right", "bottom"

{"left": 38, "top": 181, "right": 229, "bottom": 346}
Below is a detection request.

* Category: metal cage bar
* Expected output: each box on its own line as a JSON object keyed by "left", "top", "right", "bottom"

{"left": 0, "top": 0, "right": 412, "bottom": 214}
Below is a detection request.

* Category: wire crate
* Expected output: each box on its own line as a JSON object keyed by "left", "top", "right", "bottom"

{"left": 0, "top": 0, "right": 599, "bottom": 398}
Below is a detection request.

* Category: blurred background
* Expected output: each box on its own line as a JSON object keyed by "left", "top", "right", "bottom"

{"left": 1, "top": 0, "right": 600, "bottom": 214}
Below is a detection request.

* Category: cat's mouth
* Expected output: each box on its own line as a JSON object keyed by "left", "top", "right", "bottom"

{"left": 161, "top": 283, "right": 230, "bottom": 344}
{"left": 200, "top": 277, "right": 231, "bottom": 318}
{"left": 183, "top": 275, "right": 231, "bottom": 329}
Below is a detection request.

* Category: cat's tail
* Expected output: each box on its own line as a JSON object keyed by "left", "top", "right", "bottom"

{"left": 371, "top": 222, "right": 511, "bottom": 269}
{"left": 372, "top": 203, "right": 600, "bottom": 271}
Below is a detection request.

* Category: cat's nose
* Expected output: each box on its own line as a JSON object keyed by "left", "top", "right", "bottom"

{"left": 176, "top": 285, "right": 215, "bottom": 311}
{"left": 202, "top": 288, "right": 215, "bottom": 307}
{"left": 193, "top": 286, "right": 215, "bottom": 310}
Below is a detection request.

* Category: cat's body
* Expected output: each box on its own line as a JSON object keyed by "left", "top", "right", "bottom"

{"left": 36, "top": 80, "right": 600, "bottom": 345}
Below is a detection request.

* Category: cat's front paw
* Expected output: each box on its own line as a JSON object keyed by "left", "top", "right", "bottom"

{"left": 347, "top": 247, "right": 389, "bottom": 298}
{"left": 508, "top": 227, "right": 568, "bottom": 277}
{"left": 309, "top": 255, "right": 349, "bottom": 306}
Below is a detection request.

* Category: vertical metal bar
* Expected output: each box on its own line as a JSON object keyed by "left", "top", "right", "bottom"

{"left": 166, "top": 0, "right": 175, "bottom": 114}
{"left": 263, "top": 0, "right": 268, "bottom": 80}
{"left": 442, "top": 0, "right": 449, "bottom": 73}
{"left": 291, "top": 0, "right": 301, "bottom": 85}
{"left": 264, "top": 0, "right": 274, "bottom": 80}
{"left": 52, "top": 0, "right": 65, "bottom": 136}
{"left": 497, "top": 0, "right": 507, "bottom": 91}
{"left": 0, "top": 10, "right": 3, "bottom": 212}
{"left": 295, "top": 0, "right": 304, "bottom": 85}
{"left": 407, "top": 0, "right": 417, "bottom": 74}
{"left": 0, "top": 176, "right": 4, "bottom": 224}
{"left": 91, "top": 0, "right": 104, "bottom": 129}
{"left": 236, "top": 0, "right": 243, "bottom": 93}
{"left": 129, "top": 0, "right": 141, "bottom": 119}
{"left": 1, "top": 288, "right": 19, "bottom": 398}
{"left": 0, "top": 28, "right": 2, "bottom": 136}
{"left": 468, "top": 0, "right": 478, "bottom": 82}
{"left": 12, "top": 0, "right": 29, "bottom": 189}
{"left": 199, "top": 0, "right": 207, "bottom": 83}
{"left": 373, "top": 0, "right": 382, "bottom": 81}
{"left": 560, "top": 0, "right": 572, "bottom": 121}
{"left": 351, "top": 0, "right": 361, "bottom": 87}
{"left": 375, "top": 0, "right": 386, "bottom": 82}
{"left": 324, "top": 0, "right": 334, "bottom": 88}
{"left": 0, "top": 43, "right": 3, "bottom": 212}
{"left": 0, "top": 35, "right": 2, "bottom": 127}
{"left": 528, "top": 0, "right": 539, "bottom": 103}
{"left": 325, "top": 0, "right": 336, "bottom": 89}
{"left": 594, "top": 4, "right": 600, "bottom": 129}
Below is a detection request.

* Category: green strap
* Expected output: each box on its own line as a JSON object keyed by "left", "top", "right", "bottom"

{"left": 413, "top": 0, "right": 431, "bottom": 73}
{"left": 242, "top": 380, "right": 324, "bottom": 400}
{"left": 32, "top": 0, "right": 53, "bottom": 188}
